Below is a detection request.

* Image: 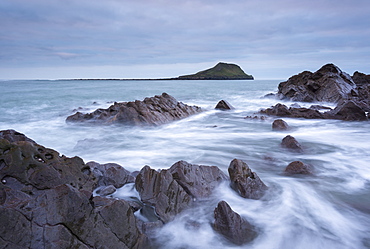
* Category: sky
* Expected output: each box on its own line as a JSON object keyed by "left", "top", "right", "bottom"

{"left": 0, "top": 0, "right": 369, "bottom": 80}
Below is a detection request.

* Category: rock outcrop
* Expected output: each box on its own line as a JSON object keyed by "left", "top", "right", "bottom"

{"left": 66, "top": 93, "right": 202, "bottom": 126}
{"left": 0, "top": 130, "right": 149, "bottom": 249}
{"left": 228, "top": 159, "right": 268, "bottom": 199}
{"left": 213, "top": 200, "right": 257, "bottom": 245}
{"left": 277, "top": 63, "right": 357, "bottom": 103}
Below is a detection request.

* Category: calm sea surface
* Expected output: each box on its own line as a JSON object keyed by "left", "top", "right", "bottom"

{"left": 1, "top": 79, "right": 369, "bottom": 248}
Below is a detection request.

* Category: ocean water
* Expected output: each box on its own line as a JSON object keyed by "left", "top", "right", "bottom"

{"left": 1, "top": 79, "right": 369, "bottom": 248}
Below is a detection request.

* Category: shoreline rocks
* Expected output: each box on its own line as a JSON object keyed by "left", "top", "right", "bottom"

{"left": 66, "top": 92, "right": 202, "bottom": 126}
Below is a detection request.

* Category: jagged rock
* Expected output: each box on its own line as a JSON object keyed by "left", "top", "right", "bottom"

{"left": 281, "top": 135, "right": 303, "bottom": 152}
{"left": 284, "top": 161, "right": 313, "bottom": 175}
{"left": 272, "top": 119, "right": 289, "bottom": 131}
{"left": 327, "top": 100, "right": 368, "bottom": 121}
{"left": 228, "top": 159, "right": 268, "bottom": 199}
{"left": 0, "top": 130, "right": 149, "bottom": 249}
{"left": 0, "top": 129, "right": 36, "bottom": 144}
{"left": 66, "top": 92, "right": 202, "bottom": 126}
{"left": 135, "top": 165, "right": 192, "bottom": 223}
{"left": 213, "top": 200, "right": 257, "bottom": 245}
{"left": 168, "top": 160, "right": 228, "bottom": 199}
{"left": 277, "top": 63, "right": 357, "bottom": 103}
{"left": 215, "top": 100, "right": 235, "bottom": 110}
{"left": 260, "top": 103, "right": 325, "bottom": 119}
{"left": 87, "top": 161, "right": 135, "bottom": 188}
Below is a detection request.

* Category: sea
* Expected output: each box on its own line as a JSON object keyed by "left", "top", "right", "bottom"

{"left": 1, "top": 79, "right": 369, "bottom": 249}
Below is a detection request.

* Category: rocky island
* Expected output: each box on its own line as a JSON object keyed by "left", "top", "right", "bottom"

{"left": 177, "top": 62, "right": 254, "bottom": 80}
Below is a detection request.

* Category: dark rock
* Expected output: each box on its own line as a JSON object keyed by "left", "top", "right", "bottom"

{"left": 66, "top": 92, "right": 202, "bottom": 126}
{"left": 284, "top": 161, "right": 314, "bottom": 175}
{"left": 0, "top": 129, "right": 36, "bottom": 144}
{"left": 281, "top": 135, "right": 303, "bottom": 152}
{"left": 260, "top": 103, "right": 325, "bottom": 119}
{"left": 272, "top": 119, "right": 289, "bottom": 131}
{"left": 135, "top": 165, "right": 192, "bottom": 223}
{"left": 87, "top": 161, "right": 135, "bottom": 188}
{"left": 326, "top": 100, "right": 368, "bottom": 121}
{"left": 0, "top": 130, "right": 149, "bottom": 249}
{"left": 215, "top": 100, "right": 235, "bottom": 110}
{"left": 213, "top": 200, "right": 257, "bottom": 245}
{"left": 168, "top": 160, "right": 228, "bottom": 199}
{"left": 228, "top": 159, "right": 268, "bottom": 199}
{"left": 277, "top": 63, "right": 357, "bottom": 103}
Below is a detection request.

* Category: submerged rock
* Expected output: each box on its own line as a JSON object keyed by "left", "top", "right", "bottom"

{"left": 281, "top": 135, "right": 303, "bottom": 152}
{"left": 213, "top": 200, "right": 257, "bottom": 245}
{"left": 0, "top": 129, "right": 149, "bottom": 249}
{"left": 272, "top": 119, "right": 289, "bottom": 131}
{"left": 215, "top": 100, "right": 235, "bottom": 110}
{"left": 66, "top": 92, "right": 202, "bottom": 126}
{"left": 284, "top": 161, "right": 314, "bottom": 175}
{"left": 228, "top": 159, "right": 268, "bottom": 199}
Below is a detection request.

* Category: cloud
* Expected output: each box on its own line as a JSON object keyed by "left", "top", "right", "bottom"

{"left": 0, "top": 0, "right": 370, "bottom": 79}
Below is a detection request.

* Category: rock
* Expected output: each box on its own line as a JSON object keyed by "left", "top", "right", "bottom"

{"left": 215, "top": 100, "right": 234, "bottom": 110}
{"left": 213, "top": 201, "right": 257, "bottom": 245}
{"left": 228, "top": 159, "right": 268, "bottom": 199}
{"left": 0, "top": 129, "right": 36, "bottom": 144}
{"left": 260, "top": 103, "right": 325, "bottom": 119}
{"left": 135, "top": 165, "right": 192, "bottom": 223}
{"left": 327, "top": 100, "right": 368, "bottom": 121}
{"left": 96, "top": 185, "right": 116, "bottom": 196}
{"left": 87, "top": 161, "right": 135, "bottom": 188}
{"left": 277, "top": 63, "right": 357, "bottom": 103}
{"left": 272, "top": 119, "right": 289, "bottom": 131}
{"left": 281, "top": 135, "right": 303, "bottom": 152}
{"left": 66, "top": 92, "right": 202, "bottom": 126}
{"left": 168, "top": 160, "right": 228, "bottom": 199}
{"left": 284, "top": 161, "right": 313, "bottom": 175}
{"left": 0, "top": 130, "right": 149, "bottom": 249}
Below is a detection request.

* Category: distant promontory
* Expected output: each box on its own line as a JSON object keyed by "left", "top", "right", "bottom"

{"left": 177, "top": 62, "right": 254, "bottom": 80}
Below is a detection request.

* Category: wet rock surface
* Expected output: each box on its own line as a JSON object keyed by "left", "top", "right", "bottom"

{"left": 272, "top": 119, "right": 289, "bottom": 131}
{"left": 228, "top": 159, "right": 268, "bottom": 199}
{"left": 285, "top": 161, "right": 314, "bottom": 175}
{"left": 281, "top": 135, "right": 303, "bottom": 152}
{"left": 66, "top": 92, "right": 202, "bottom": 126}
{"left": 213, "top": 200, "right": 257, "bottom": 245}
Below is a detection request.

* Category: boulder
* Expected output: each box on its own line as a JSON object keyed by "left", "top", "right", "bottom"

{"left": 326, "top": 100, "right": 368, "bottom": 121}
{"left": 228, "top": 159, "right": 268, "bottom": 199}
{"left": 66, "top": 92, "right": 202, "bottom": 126}
{"left": 135, "top": 165, "right": 192, "bottom": 223}
{"left": 260, "top": 103, "right": 325, "bottom": 119}
{"left": 0, "top": 130, "right": 149, "bottom": 249}
{"left": 277, "top": 63, "right": 357, "bottom": 103}
{"left": 272, "top": 119, "right": 289, "bottom": 131}
{"left": 213, "top": 200, "right": 257, "bottom": 245}
{"left": 87, "top": 161, "right": 135, "bottom": 188}
{"left": 281, "top": 135, "right": 303, "bottom": 152}
{"left": 284, "top": 161, "right": 313, "bottom": 175}
{"left": 215, "top": 100, "right": 235, "bottom": 110}
{"left": 168, "top": 160, "right": 228, "bottom": 199}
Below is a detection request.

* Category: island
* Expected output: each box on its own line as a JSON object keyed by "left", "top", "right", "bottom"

{"left": 177, "top": 62, "right": 254, "bottom": 80}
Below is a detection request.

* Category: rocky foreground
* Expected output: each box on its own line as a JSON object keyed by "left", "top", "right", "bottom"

{"left": 261, "top": 63, "right": 370, "bottom": 121}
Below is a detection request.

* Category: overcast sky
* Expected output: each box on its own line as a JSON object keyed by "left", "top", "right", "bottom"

{"left": 1, "top": 0, "right": 369, "bottom": 80}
